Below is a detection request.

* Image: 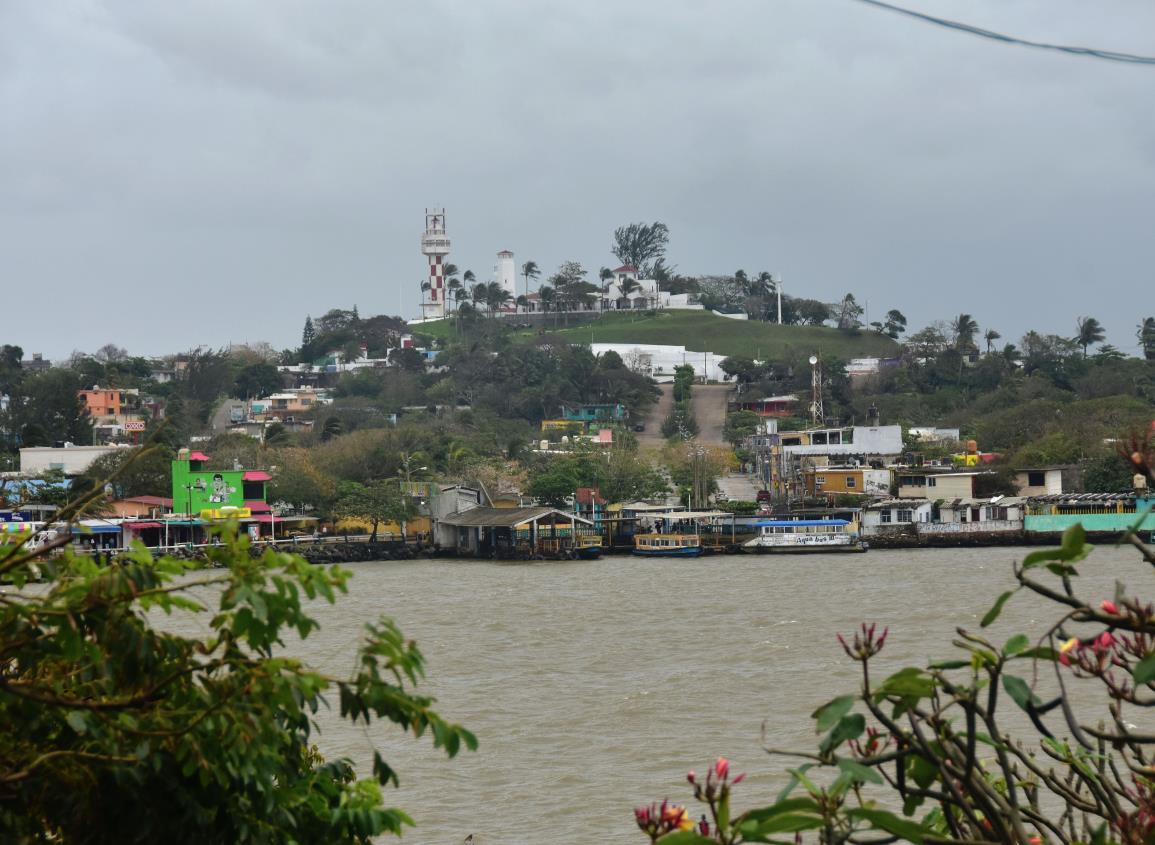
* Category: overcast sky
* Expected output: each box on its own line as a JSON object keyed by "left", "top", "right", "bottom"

{"left": 2, "top": 0, "right": 1152, "bottom": 359}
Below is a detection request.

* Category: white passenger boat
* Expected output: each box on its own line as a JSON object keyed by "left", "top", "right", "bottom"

{"left": 741, "top": 518, "right": 865, "bottom": 553}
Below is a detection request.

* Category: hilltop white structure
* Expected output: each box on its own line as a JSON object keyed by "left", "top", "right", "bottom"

{"left": 590, "top": 342, "right": 726, "bottom": 382}
{"left": 495, "top": 250, "right": 517, "bottom": 300}
{"left": 600, "top": 265, "right": 700, "bottom": 311}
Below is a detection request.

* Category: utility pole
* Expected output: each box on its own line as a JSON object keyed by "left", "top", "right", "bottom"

{"left": 775, "top": 275, "right": 783, "bottom": 325}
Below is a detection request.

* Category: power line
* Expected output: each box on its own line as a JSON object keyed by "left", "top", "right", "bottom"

{"left": 851, "top": 0, "right": 1155, "bottom": 65}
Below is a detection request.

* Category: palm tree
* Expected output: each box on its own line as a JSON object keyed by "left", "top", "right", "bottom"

{"left": 1139, "top": 317, "right": 1155, "bottom": 361}
{"left": 521, "top": 261, "right": 540, "bottom": 308}
{"left": 1075, "top": 316, "right": 1106, "bottom": 358}
{"left": 538, "top": 285, "right": 556, "bottom": 320}
{"left": 984, "top": 328, "right": 1001, "bottom": 354}
{"left": 470, "top": 283, "right": 486, "bottom": 314}
{"left": 484, "top": 281, "right": 511, "bottom": 317}
{"left": 599, "top": 267, "right": 614, "bottom": 310}
{"left": 952, "top": 313, "right": 979, "bottom": 350}
{"left": 619, "top": 276, "right": 640, "bottom": 309}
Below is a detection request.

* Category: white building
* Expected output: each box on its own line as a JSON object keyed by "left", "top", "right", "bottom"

{"left": 861, "top": 499, "right": 934, "bottom": 535}
{"left": 590, "top": 343, "right": 727, "bottom": 382}
{"left": 495, "top": 250, "right": 517, "bottom": 300}
{"left": 600, "top": 265, "right": 702, "bottom": 312}
{"left": 20, "top": 444, "right": 131, "bottom": 476}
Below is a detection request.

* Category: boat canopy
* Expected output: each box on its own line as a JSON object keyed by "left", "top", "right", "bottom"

{"left": 753, "top": 519, "right": 850, "bottom": 527}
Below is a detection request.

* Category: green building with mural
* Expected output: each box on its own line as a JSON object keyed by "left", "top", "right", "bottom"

{"left": 171, "top": 448, "right": 271, "bottom": 518}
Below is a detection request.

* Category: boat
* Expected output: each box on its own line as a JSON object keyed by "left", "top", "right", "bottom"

{"left": 742, "top": 518, "right": 866, "bottom": 553}
{"left": 574, "top": 534, "right": 605, "bottom": 559}
{"left": 633, "top": 532, "right": 702, "bottom": 556}
{"left": 630, "top": 510, "right": 736, "bottom": 556}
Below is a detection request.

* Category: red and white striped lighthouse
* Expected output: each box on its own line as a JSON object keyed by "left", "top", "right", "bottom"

{"left": 420, "top": 208, "right": 450, "bottom": 320}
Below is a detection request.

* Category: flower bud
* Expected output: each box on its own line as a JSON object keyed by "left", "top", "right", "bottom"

{"left": 687, "top": 770, "right": 696, "bottom": 785}
{"left": 1100, "top": 600, "right": 1120, "bottom": 615}
{"left": 715, "top": 756, "right": 730, "bottom": 780}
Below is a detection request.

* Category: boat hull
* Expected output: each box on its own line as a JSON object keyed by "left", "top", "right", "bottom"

{"left": 632, "top": 546, "right": 703, "bottom": 557}
{"left": 741, "top": 542, "right": 866, "bottom": 554}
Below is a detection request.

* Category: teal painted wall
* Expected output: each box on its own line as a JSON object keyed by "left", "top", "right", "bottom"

{"left": 1025, "top": 500, "right": 1155, "bottom": 534}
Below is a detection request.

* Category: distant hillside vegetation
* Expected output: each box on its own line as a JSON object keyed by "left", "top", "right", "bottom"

{"left": 413, "top": 311, "right": 901, "bottom": 360}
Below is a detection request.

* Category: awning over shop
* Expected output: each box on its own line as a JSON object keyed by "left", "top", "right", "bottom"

{"left": 73, "top": 523, "right": 121, "bottom": 534}
{"left": 1, "top": 522, "right": 42, "bottom": 533}
{"left": 242, "top": 470, "right": 272, "bottom": 482}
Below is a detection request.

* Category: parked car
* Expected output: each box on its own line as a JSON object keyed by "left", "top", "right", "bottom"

{"left": 632, "top": 423, "right": 646, "bottom": 432}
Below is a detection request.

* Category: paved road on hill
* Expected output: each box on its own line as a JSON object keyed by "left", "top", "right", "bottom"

{"left": 635, "top": 384, "right": 673, "bottom": 448}
{"left": 692, "top": 384, "right": 732, "bottom": 446}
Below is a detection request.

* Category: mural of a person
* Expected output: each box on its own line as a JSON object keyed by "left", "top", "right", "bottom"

{"left": 210, "top": 473, "right": 228, "bottom": 504}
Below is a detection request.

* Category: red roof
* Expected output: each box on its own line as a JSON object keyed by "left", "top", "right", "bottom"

{"left": 612, "top": 265, "right": 638, "bottom": 274}
{"left": 188, "top": 451, "right": 210, "bottom": 462}
{"left": 244, "top": 500, "right": 271, "bottom": 513}
{"left": 123, "top": 496, "right": 173, "bottom": 506}
{"left": 124, "top": 521, "right": 163, "bottom": 530}
{"left": 243, "top": 470, "right": 272, "bottom": 482}
{"left": 575, "top": 487, "right": 606, "bottom": 506}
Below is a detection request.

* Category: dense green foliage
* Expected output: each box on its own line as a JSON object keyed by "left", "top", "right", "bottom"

{"left": 0, "top": 521, "right": 474, "bottom": 842}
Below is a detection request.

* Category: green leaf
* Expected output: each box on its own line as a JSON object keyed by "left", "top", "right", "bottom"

{"left": 907, "top": 755, "right": 938, "bottom": 790}
{"left": 1001, "top": 674, "right": 1041, "bottom": 711}
{"left": 874, "top": 668, "right": 935, "bottom": 701}
{"left": 812, "top": 695, "right": 856, "bottom": 733}
{"left": 820, "top": 713, "right": 866, "bottom": 755}
{"left": 1022, "top": 524, "right": 1092, "bottom": 571}
{"left": 1014, "top": 646, "right": 1058, "bottom": 662}
{"left": 741, "top": 797, "right": 821, "bottom": 824}
{"left": 752, "top": 814, "right": 827, "bottom": 835}
{"left": 848, "top": 807, "right": 931, "bottom": 843}
{"left": 928, "top": 659, "right": 971, "bottom": 670}
{"left": 1002, "top": 634, "right": 1030, "bottom": 657}
{"left": 655, "top": 832, "right": 717, "bottom": 845}
{"left": 775, "top": 764, "right": 815, "bottom": 802}
{"left": 837, "top": 758, "right": 884, "bottom": 784}
{"left": 981, "top": 590, "right": 1014, "bottom": 627}
{"left": 1133, "top": 654, "right": 1155, "bottom": 686}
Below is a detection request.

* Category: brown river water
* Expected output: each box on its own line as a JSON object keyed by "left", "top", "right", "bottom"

{"left": 169, "top": 545, "right": 1151, "bottom": 843}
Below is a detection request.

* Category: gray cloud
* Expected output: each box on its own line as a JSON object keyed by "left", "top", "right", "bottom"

{"left": 1, "top": 0, "right": 1153, "bottom": 358}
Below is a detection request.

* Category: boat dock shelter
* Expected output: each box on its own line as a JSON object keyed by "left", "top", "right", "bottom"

{"left": 436, "top": 506, "right": 597, "bottom": 559}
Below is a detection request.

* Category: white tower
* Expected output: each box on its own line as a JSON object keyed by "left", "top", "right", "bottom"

{"left": 420, "top": 208, "right": 450, "bottom": 320}
{"left": 495, "top": 250, "right": 516, "bottom": 303}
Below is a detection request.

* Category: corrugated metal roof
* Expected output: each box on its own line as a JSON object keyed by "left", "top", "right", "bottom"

{"left": 438, "top": 507, "right": 593, "bottom": 528}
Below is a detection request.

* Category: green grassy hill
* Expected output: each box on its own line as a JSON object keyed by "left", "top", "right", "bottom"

{"left": 414, "top": 311, "right": 900, "bottom": 361}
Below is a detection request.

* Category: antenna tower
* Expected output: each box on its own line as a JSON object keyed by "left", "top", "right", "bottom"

{"left": 809, "top": 354, "right": 823, "bottom": 426}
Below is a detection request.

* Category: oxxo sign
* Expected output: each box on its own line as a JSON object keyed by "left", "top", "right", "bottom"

{"left": 123, "top": 421, "right": 146, "bottom": 432}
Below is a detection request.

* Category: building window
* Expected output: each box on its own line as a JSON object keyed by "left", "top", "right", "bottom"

{"left": 880, "top": 510, "right": 892, "bottom": 523}
{"left": 845, "top": 477, "right": 856, "bottom": 488}
{"left": 1028, "top": 471, "right": 1046, "bottom": 487}
{"left": 897, "top": 509, "right": 913, "bottom": 523}
{"left": 927, "top": 477, "right": 937, "bottom": 487}
{"left": 815, "top": 476, "right": 826, "bottom": 485}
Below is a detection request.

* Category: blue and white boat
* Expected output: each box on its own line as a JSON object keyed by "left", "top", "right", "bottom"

{"left": 742, "top": 518, "right": 865, "bottom": 553}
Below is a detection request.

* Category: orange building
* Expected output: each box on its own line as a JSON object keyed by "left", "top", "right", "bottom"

{"left": 77, "top": 388, "right": 140, "bottom": 423}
